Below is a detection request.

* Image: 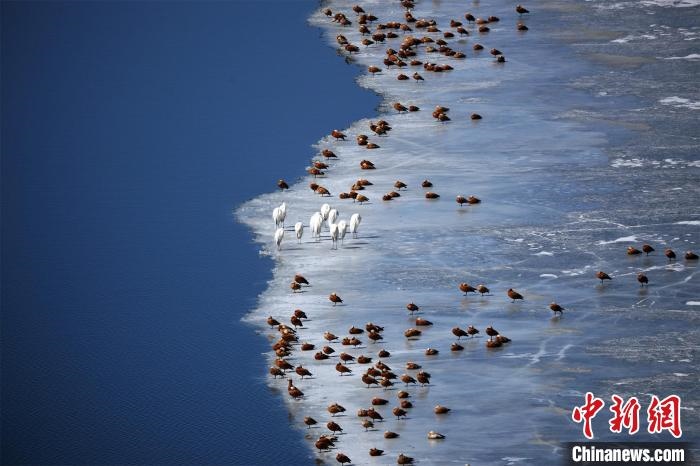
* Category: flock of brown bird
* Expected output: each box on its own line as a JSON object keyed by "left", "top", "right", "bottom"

{"left": 267, "top": 1, "right": 699, "bottom": 465}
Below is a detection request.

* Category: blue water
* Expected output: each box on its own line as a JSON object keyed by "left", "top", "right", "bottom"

{"left": 1, "top": 1, "right": 376, "bottom": 464}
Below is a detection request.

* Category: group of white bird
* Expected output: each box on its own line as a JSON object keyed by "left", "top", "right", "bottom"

{"left": 272, "top": 202, "right": 361, "bottom": 251}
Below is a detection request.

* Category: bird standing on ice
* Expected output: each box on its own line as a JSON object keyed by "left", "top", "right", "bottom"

{"left": 274, "top": 228, "right": 284, "bottom": 250}
{"left": 330, "top": 223, "right": 340, "bottom": 250}
{"left": 350, "top": 213, "right": 362, "bottom": 238}
{"left": 294, "top": 222, "right": 303, "bottom": 243}
{"left": 337, "top": 220, "right": 347, "bottom": 245}
{"left": 310, "top": 212, "right": 323, "bottom": 241}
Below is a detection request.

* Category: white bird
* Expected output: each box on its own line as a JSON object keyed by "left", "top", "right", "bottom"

{"left": 274, "top": 227, "right": 284, "bottom": 250}
{"left": 350, "top": 213, "right": 362, "bottom": 238}
{"left": 320, "top": 203, "right": 331, "bottom": 221}
{"left": 278, "top": 202, "right": 287, "bottom": 227}
{"left": 272, "top": 207, "right": 283, "bottom": 229}
{"left": 310, "top": 212, "right": 323, "bottom": 241}
{"left": 337, "top": 220, "right": 347, "bottom": 245}
{"left": 327, "top": 208, "right": 339, "bottom": 229}
{"left": 330, "top": 223, "right": 339, "bottom": 249}
{"left": 294, "top": 222, "right": 303, "bottom": 243}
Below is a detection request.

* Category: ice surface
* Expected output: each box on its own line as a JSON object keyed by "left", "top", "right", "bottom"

{"left": 237, "top": 0, "right": 699, "bottom": 464}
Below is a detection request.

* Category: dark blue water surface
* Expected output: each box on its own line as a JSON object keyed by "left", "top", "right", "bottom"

{"left": 1, "top": 1, "right": 378, "bottom": 464}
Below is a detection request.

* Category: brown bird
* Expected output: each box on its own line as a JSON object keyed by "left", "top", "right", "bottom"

{"left": 397, "top": 74, "right": 409, "bottom": 80}
{"left": 328, "top": 403, "right": 346, "bottom": 416}
{"left": 293, "top": 275, "right": 309, "bottom": 287}
{"left": 412, "top": 72, "right": 424, "bottom": 81}
{"left": 384, "top": 431, "right": 399, "bottom": 439}
{"left": 348, "top": 326, "right": 363, "bottom": 335}
{"left": 405, "top": 361, "right": 421, "bottom": 370}
{"left": 496, "top": 335, "right": 511, "bottom": 344}
{"left": 329, "top": 293, "right": 343, "bottom": 306}
{"left": 362, "top": 373, "right": 379, "bottom": 388}
{"left": 369, "top": 448, "right": 384, "bottom": 456}
{"left": 331, "top": 130, "right": 346, "bottom": 140}
{"left": 665, "top": 249, "right": 676, "bottom": 261}
{"left": 486, "top": 338, "right": 503, "bottom": 348}
{"left": 422, "top": 179, "right": 434, "bottom": 187}
{"left": 357, "top": 355, "right": 372, "bottom": 364}
{"left": 416, "top": 370, "right": 431, "bottom": 386}
{"left": 596, "top": 271, "right": 612, "bottom": 284}
{"left": 685, "top": 251, "right": 698, "bottom": 260}
{"left": 465, "top": 13, "right": 476, "bottom": 22}
{"left": 517, "top": 23, "right": 529, "bottom": 31}
{"left": 327, "top": 421, "right": 343, "bottom": 434}
{"left": 315, "top": 438, "right": 332, "bottom": 452}
{"left": 404, "top": 328, "right": 422, "bottom": 338}
{"left": 324, "top": 331, "right": 339, "bottom": 342}
{"left": 316, "top": 186, "right": 331, "bottom": 196}
{"left": 400, "top": 374, "right": 417, "bottom": 386}
{"left": 378, "top": 349, "right": 391, "bottom": 358}
{"left": 288, "top": 380, "right": 304, "bottom": 399}
{"left": 627, "top": 246, "right": 642, "bottom": 255}
{"left": 425, "top": 192, "right": 440, "bottom": 199}
{"left": 322, "top": 149, "right": 337, "bottom": 159}
{"left": 290, "top": 282, "right": 301, "bottom": 293}
{"left": 467, "top": 325, "right": 479, "bottom": 337}
{"left": 456, "top": 195, "right": 468, "bottom": 206}
{"left": 336, "top": 362, "right": 352, "bottom": 376}
{"left": 277, "top": 179, "right": 289, "bottom": 190}
{"left": 479, "top": 25, "right": 490, "bottom": 33}
{"left": 549, "top": 303, "right": 565, "bottom": 315}
{"left": 470, "top": 113, "right": 482, "bottom": 120}
{"left": 425, "top": 348, "right": 439, "bottom": 356}
{"left": 434, "top": 405, "right": 450, "bottom": 414}
{"left": 367, "top": 408, "right": 384, "bottom": 421}
{"left": 368, "top": 65, "right": 381, "bottom": 75}
{"left": 314, "top": 351, "right": 329, "bottom": 360}
{"left": 394, "top": 180, "right": 407, "bottom": 190}
{"left": 276, "top": 358, "right": 294, "bottom": 371}
{"left": 485, "top": 326, "right": 499, "bottom": 340}
{"left": 490, "top": 48, "right": 502, "bottom": 57}
{"left": 296, "top": 365, "right": 312, "bottom": 379}
{"left": 415, "top": 317, "right": 432, "bottom": 326}
{"left": 473, "top": 43, "right": 484, "bottom": 51}
{"left": 372, "top": 397, "right": 388, "bottom": 406}
{"left": 301, "top": 342, "right": 315, "bottom": 351}
{"left": 294, "top": 309, "right": 308, "bottom": 319}
{"left": 380, "top": 378, "right": 394, "bottom": 389}
{"left": 393, "top": 407, "right": 407, "bottom": 419}
{"left": 459, "top": 282, "right": 477, "bottom": 295}
{"left": 637, "top": 273, "right": 649, "bottom": 287}
{"left": 467, "top": 195, "right": 481, "bottom": 204}
{"left": 393, "top": 102, "right": 408, "bottom": 112}
{"left": 406, "top": 302, "right": 419, "bottom": 313}
{"left": 362, "top": 419, "right": 374, "bottom": 431}
{"left": 340, "top": 352, "right": 355, "bottom": 363}
{"left": 336, "top": 453, "right": 351, "bottom": 465}
{"left": 269, "top": 366, "right": 284, "bottom": 378}
{"left": 400, "top": 400, "right": 413, "bottom": 409}
{"left": 451, "top": 342, "right": 464, "bottom": 351}
{"left": 507, "top": 288, "right": 524, "bottom": 302}
{"left": 516, "top": 4, "right": 530, "bottom": 15}
{"left": 267, "top": 316, "right": 280, "bottom": 328}
{"left": 477, "top": 284, "right": 490, "bottom": 295}
{"left": 290, "top": 315, "right": 303, "bottom": 329}
{"left": 366, "top": 143, "right": 380, "bottom": 150}
{"left": 452, "top": 327, "right": 469, "bottom": 340}
{"left": 304, "top": 416, "right": 317, "bottom": 428}
{"left": 397, "top": 390, "right": 410, "bottom": 399}
{"left": 367, "top": 331, "right": 383, "bottom": 343}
